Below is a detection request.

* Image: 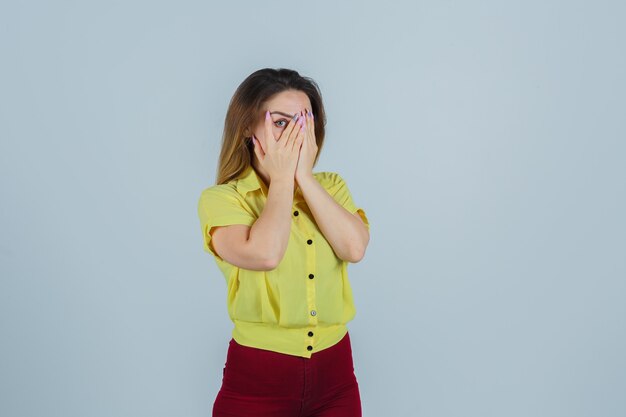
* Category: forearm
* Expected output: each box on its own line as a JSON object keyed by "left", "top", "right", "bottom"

{"left": 297, "top": 174, "right": 368, "bottom": 262}
{"left": 248, "top": 177, "right": 295, "bottom": 266}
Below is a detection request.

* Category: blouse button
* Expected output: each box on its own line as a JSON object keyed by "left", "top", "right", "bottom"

{"left": 307, "top": 345, "right": 313, "bottom": 351}
{"left": 308, "top": 273, "right": 314, "bottom": 279}
{"left": 293, "top": 210, "right": 299, "bottom": 216}
{"left": 308, "top": 331, "right": 314, "bottom": 337}
{"left": 310, "top": 310, "right": 316, "bottom": 316}
{"left": 307, "top": 239, "right": 313, "bottom": 245}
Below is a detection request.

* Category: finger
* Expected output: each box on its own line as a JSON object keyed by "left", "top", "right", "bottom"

{"left": 306, "top": 109, "right": 314, "bottom": 141}
{"left": 252, "top": 134, "right": 266, "bottom": 155}
{"left": 263, "top": 110, "right": 277, "bottom": 149}
{"left": 302, "top": 110, "right": 309, "bottom": 143}
{"left": 252, "top": 135, "right": 264, "bottom": 161}
{"left": 288, "top": 110, "right": 304, "bottom": 147}
{"left": 292, "top": 117, "right": 305, "bottom": 152}
{"left": 277, "top": 111, "right": 301, "bottom": 147}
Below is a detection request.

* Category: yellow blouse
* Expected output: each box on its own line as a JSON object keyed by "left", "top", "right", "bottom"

{"left": 197, "top": 165, "right": 370, "bottom": 358}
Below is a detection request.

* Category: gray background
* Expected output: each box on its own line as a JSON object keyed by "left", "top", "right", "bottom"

{"left": 1, "top": 1, "right": 625, "bottom": 416}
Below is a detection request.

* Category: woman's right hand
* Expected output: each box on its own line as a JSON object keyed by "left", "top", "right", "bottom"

{"left": 252, "top": 110, "right": 305, "bottom": 183}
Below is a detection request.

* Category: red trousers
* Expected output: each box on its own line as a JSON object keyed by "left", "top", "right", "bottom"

{"left": 212, "top": 331, "right": 362, "bottom": 417}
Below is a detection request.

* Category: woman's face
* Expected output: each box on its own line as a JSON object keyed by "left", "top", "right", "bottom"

{"left": 251, "top": 89, "right": 312, "bottom": 149}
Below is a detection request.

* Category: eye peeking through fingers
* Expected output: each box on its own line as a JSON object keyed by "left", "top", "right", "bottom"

{"left": 274, "top": 119, "right": 288, "bottom": 128}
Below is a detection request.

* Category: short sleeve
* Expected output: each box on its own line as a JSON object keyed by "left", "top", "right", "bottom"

{"left": 197, "top": 187, "right": 256, "bottom": 260}
{"left": 327, "top": 173, "right": 370, "bottom": 231}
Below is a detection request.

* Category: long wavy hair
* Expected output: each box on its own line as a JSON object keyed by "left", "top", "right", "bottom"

{"left": 213, "top": 68, "right": 327, "bottom": 185}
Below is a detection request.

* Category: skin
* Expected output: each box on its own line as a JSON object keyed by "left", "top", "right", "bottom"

{"left": 247, "top": 89, "right": 370, "bottom": 262}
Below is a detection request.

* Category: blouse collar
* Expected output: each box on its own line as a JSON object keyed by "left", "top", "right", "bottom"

{"left": 236, "top": 165, "right": 304, "bottom": 203}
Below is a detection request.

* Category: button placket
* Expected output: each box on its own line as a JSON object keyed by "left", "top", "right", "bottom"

{"left": 305, "top": 232, "right": 317, "bottom": 353}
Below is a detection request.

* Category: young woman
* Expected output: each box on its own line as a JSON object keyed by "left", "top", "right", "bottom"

{"left": 197, "top": 68, "right": 370, "bottom": 417}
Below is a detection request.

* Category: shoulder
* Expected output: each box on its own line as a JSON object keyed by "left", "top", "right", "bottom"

{"left": 313, "top": 171, "right": 350, "bottom": 192}
{"left": 198, "top": 183, "right": 243, "bottom": 206}
{"left": 313, "top": 171, "right": 345, "bottom": 187}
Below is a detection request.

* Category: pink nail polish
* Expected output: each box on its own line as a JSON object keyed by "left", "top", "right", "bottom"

{"left": 266, "top": 110, "right": 270, "bottom": 119}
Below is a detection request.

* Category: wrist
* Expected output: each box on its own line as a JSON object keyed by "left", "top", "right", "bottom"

{"left": 295, "top": 171, "right": 315, "bottom": 185}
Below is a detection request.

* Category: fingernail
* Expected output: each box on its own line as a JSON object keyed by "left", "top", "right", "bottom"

{"left": 266, "top": 110, "right": 270, "bottom": 120}
{"left": 293, "top": 113, "right": 299, "bottom": 122}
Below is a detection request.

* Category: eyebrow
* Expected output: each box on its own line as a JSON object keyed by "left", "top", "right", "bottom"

{"left": 270, "top": 111, "right": 296, "bottom": 119}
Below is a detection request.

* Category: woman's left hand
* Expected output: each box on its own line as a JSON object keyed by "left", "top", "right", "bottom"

{"left": 294, "top": 108, "right": 318, "bottom": 183}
